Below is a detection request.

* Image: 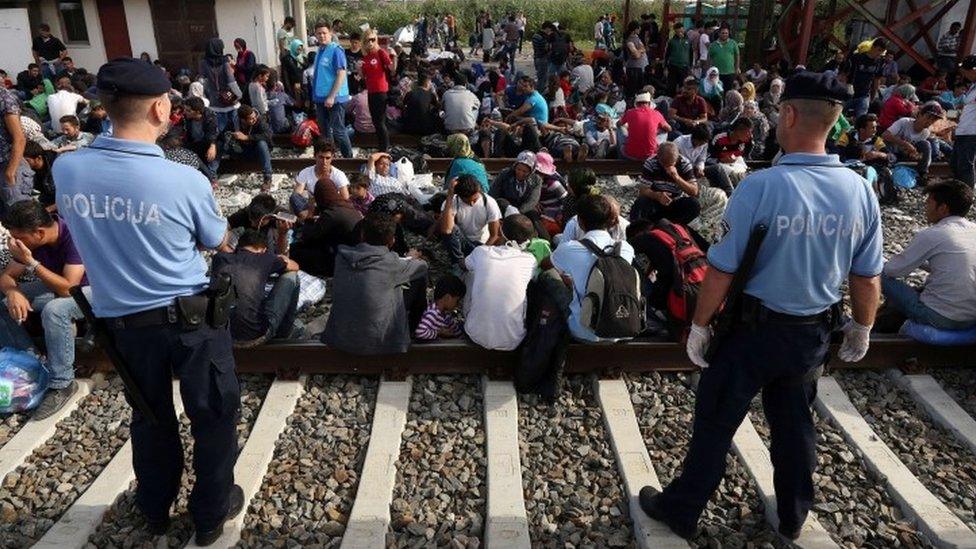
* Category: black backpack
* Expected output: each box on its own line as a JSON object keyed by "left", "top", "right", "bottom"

{"left": 579, "top": 239, "right": 645, "bottom": 338}
{"left": 517, "top": 277, "right": 569, "bottom": 403}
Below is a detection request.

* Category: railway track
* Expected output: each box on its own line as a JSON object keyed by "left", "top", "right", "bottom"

{"left": 1, "top": 351, "right": 975, "bottom": 548}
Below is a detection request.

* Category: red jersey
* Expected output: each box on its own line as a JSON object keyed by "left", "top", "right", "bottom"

{"left": 363, "top": 49, "right": 393, "bottom": 94}
{"left": 620, "top": 106, "right": 667, "bottom": 160}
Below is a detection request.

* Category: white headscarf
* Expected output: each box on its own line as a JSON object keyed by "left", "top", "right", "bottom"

{"left": 188, "top": 81, "right": 210, "bottom": 107}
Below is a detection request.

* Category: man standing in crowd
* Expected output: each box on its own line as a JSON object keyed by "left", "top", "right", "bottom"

{"left": 0, "top": 85, "right": 25, "bottom": 193}
{"left": 880, "top": 180, "right": 976, "bottom": 331}
{"left": 708, "top": 26, "right": 740, "bottom": 91}
{"left": 277, "top": 16, "right": 296, "bottom": 55}
{"left": 0, "top": 201, "right": 88, "bottom": 419}
{"left": 311, "top": 21, "right": 353, "bottom": 158}
{"left": 845, "top": 39, "right": 887, "bottom": 119}
{"left": 951, "top": 55, "right": 976, "bottom": 186}
{"left": 640, "top": 72, "right": 882, "bottom": 541}
{"left": 31, "top": 24, "right": 67, "bottom": 80}
{"left": 53, "top": 58, "right": 241, "bottom": 546}
{"left": 937, "top": 22, "right": 962, "bottom": 76}
{"left": 532, "top": 22, "right": 553, "bottom": 84}
{"left": 665, "top": 23, "right": 693, "bottom": 96}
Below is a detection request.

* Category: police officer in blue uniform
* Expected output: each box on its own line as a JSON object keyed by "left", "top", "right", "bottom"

{"left": 52, "top": 59, "right": 243, "bottom": 546}
{"left": 638, "top": 72, "right": 884, "bottom": 540}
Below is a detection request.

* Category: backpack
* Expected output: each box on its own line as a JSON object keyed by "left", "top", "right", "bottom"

{"left": 579, "top": 239, "right": 644, "bottom": 338}
{"left": 517, "top": 277, "right": 569, "bottom": 403}
{"left": 646, "top": 220, "right": 708, "bottom": 324}
{"left": 290, "top": 118, "right": 319, "bottom": 148}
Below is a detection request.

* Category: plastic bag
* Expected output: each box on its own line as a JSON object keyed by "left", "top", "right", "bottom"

{"left": 395, "top": 157, "right": 415, "bottom": 184}
{"left": 0, "top": 347, "right": 50, "bottom": 414}
{"left": 408, "top": 173, "right": 437, "bottom": 204}
{"left": 899, "top": 320, "right": 976, "bottom": 346}
{"left": 892, "top": 164, "right": 917, "bottom": 189}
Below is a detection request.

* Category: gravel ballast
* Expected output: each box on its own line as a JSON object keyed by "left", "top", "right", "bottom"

{"left": 626, "top": 372, "right": 787, "bottom": 547}
{"left": 836, "top": 370, "right": 976, "bottom": 532}
{"left": 0, "top": 376, "right": 130, "bottom": 546}
{"left": 518, "top": 375, "right": 633, "bottom": 547}
{"left": 387, "top": 375, "right": 486, "bottom": 548}
{"left": 237, "top": 375, "right": 377, "bottom": 547}
{"left": 86, "top": 374, "right": 272, "bottom": 548}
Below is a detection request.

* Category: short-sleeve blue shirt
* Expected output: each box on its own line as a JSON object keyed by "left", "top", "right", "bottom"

{"left": 524, "top": 91, "right": 549, "bottom": 125}
{"left": 52, "top": 136, "right": 227, "bottom": 317}
{"left": 312, "top": 42, "right": 350, "bottom": 104}
{"left": 708, "top": 153, "right": 883, "bottom": 316}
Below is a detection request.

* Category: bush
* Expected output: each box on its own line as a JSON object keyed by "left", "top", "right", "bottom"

{"left": 307, "top": 0, "right": 663, "bottom": 47}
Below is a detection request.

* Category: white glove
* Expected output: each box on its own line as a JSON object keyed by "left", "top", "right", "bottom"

{"left": 838, "top": 320, "right": 872, "bottom": 362}
{"left": 686, "top": 323, "right": 712, "bottom": 369}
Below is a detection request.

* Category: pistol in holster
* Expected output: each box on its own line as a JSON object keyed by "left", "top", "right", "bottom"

{"left": 175, "top": 273, "right": 235, "bottom": 330}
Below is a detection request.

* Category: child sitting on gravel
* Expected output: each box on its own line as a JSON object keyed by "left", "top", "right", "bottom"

{"left": 414, "top": 274, "right": 466, "bottom": 341}
{"left": 348, "top": 173, "right": 375, "bottom": 216}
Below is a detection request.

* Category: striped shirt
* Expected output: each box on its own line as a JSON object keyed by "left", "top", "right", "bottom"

{"left": 414, "top": 303, "right": 463, "bottom": 340}
{"left": 367, "top": 167, "right": 410, "bottom": 196}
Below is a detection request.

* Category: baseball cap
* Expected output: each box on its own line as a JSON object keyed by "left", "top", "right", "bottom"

{"left": 515, "top": 150, "right": 537, "bottom": 170}
{"left": 920, "top": 101, "right": 946, "bottom": 118}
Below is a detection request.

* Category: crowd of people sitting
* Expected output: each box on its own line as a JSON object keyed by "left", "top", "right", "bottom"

{"left": 1, "top": 12, "right": 975, "bottom": 414}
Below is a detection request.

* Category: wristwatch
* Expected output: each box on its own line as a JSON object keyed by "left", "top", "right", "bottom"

{"left": 24, "top": 260, "right": 40, "bottom": 277}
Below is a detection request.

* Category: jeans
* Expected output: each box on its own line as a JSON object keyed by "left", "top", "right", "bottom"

{"left": 951, "top": 135, "right": 976, "bottom": 187}
{"left": 264, "top": 271, "right": 300, "bottom": 339}
{"left": 441, "top": 226, "right": 480, "bottom": 265}
{"left": 316, "top": 102, "right": 353, "bottom": 158}
{"left": 881, "top": 275, "right": 976, "bottom": 330}
{"left": 240, "top": 139, "right": 272, "bottom": 179}
{"left": 214, "top": 110, "right": 239, "bottom": 134}
{"left": 704, "top": 163, "right": 735, "bottom": 195}
{"left": 848, "top": 95, "right": 870, "bottom": 120}
{"left": 658, "top": 315, "right": 831, "bottom": 535}
{"left": 0, "top": 281, "right": 89, "bottom": 389}
{"left": 0, "top": 161, "right": 35, "bottom": 217}
{"left": 367, "top": 92, "right": 390, "bottom": 152}
{"left": 534, "top": 58, "right": 549, "bottom": 86}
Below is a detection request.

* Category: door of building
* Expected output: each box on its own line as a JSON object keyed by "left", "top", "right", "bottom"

{"left": 96, "top": 0, "right": 133, "bottom": 59}
{"left": 148, "top": 0, "right": 217, "bottom": 72}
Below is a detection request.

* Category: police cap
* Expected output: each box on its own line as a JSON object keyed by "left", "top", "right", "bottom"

{"left": 781, "top": 71, "right": 852, "bottom": 105}
{"left": 97, "top": 58, "right": 171, "bottom": 96}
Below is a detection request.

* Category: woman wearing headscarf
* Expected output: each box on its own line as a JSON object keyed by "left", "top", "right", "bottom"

{"left": 199, "top": 37, "right": 243, "bottom": 132}
{"left": 760, "top": 77, "right": 782, "bottom": 126}
{"left": 280, "top": 38, "right": 305, "bottom": 102}
{"left": 741, "top": 100, "right": 771, "bottom": 160}
{"left": 233, "top": 39, "right": 256, "bottom": 89}
{"left": 444, "top": 133, "right": 490, "bottom": 192}
{"left": 699, "top": 67, "right": 723, "bottom": 114}
{"left": 187, "top": 81, "right": 210, "bottom": 108}
{"left": 878, "top": 84, "right": 917, "bottom": 131}
{"left": 715, "top": 89, "right": 743, "bottom": 131}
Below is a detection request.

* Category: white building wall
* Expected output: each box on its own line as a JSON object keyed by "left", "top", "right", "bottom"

{"left": 125, "top": 0, "right": 158, "bottom": 60}
{"left": 214, "top": 0, "right": 278, "bottom": 66}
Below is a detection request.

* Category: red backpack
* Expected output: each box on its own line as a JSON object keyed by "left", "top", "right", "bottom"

{"left": 290, "top": 118, "right": 320, "bottom": 148}
{"left": 647, "top": 220, "right": 708, "bottom": 324}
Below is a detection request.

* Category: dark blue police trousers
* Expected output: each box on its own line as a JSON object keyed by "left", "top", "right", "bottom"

{"left": 111, "top": 322, "right": 240, "bottom": 533}
{"left": 658, "top": 317, "right": 831, "bottom": 534}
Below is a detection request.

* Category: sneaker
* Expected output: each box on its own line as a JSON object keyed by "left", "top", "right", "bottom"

{"left": 32, "top": 380, "right": 79, "bottom": 421}
{"left": 638, "top": 485, "right": 696, "bottom": 540}
{"left": 195, "top": 484, "right": 244, "bottom": 546}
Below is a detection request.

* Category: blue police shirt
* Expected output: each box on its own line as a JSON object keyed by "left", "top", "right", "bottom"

{"left": 524, "top": 91, "right": 549, "bottom": 125}
{"left": 52, "top": 136, "right": 227, "bottom": 317}
{"left": 551, "top": 230, "right": 636, "bottom": 342}
{"left": 708, "top": 153, "right": 883, "bottom": 316}
{"left": 312, "top": 42, "right": 350, "bottom": 104}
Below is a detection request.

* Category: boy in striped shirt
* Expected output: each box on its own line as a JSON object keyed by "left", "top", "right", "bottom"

{"left": 415, "top": 274, "right": 466, "bottom": 340}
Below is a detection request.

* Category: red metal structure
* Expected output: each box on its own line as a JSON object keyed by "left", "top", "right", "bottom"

{"left": 654, "top": 0, "right": 976, "bottom": 74}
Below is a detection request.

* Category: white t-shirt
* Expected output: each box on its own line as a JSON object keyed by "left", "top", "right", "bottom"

{"left": 463, "top": 244, "right": 536, "bottom": 351}
{"left": 674, "top": 134, "right": 709, "bottom": 172}
{"left": 444, "top": 194, "right": 502, "bottom": 243}
{"left": 47, "top": 90, "right": 86, "bottom": 130}
{"left": 886, "top": 117, "right": 931, "bottom": 153}
{"left": 295, "top": 165, "right": 349, "bottom": 195}
{"left": 594, "top": 21, "right": 604, "bottom": 40}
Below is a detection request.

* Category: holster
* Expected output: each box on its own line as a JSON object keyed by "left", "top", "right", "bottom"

{"left": 175, "top": 273, "right": 235, "bottom": 330}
